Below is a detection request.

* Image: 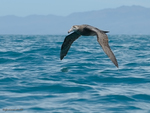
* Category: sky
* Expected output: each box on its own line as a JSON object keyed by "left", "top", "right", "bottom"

{"left": 0, "top": 0, "right": 150, "bottom": 17}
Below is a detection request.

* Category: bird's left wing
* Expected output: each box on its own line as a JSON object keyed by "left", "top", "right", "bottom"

{"left": 60, "top": 32, "right": 81, "bottom": 60}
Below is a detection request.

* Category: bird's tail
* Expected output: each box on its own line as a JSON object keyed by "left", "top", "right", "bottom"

{"left": 102, "top": 31, "right": 109, "bottom": 33}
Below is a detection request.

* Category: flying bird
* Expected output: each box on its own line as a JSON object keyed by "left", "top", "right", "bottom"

{"left": 60, "top": 24, "right": 118, "bottom": 68}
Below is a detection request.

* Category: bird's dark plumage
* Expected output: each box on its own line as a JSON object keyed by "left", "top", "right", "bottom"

{"left": 60, "top": 24, "right": 118, "bottom": 68}
{"left": 60, "top": 32, "right": 81, "bottom": 60}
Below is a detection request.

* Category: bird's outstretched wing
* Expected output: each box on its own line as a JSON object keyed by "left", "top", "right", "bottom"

{"left": 97, "top": 32, "right": 118, "bottom": 67}
{"left": 60, "top": 32, "right": 81, "bottom": 60}
{"left": 86, "top": 26, "right": 118, "bottom": 67}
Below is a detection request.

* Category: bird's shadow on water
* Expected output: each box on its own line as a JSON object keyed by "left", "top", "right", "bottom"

{"left": 61, "top": 67, "right": 69, "bottom": 72}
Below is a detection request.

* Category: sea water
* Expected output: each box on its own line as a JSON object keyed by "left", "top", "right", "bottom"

{"left": 0, "top": 35, "right": 150, "bottom": 113}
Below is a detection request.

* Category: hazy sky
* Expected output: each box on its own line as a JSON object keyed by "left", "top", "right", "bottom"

{"left": 0, "top": 0, "right": 150, "bottom": 17}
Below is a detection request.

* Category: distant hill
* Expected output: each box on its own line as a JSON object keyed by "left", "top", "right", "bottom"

{"left": 0, "top": 5, "right": 150, "bottom": 35}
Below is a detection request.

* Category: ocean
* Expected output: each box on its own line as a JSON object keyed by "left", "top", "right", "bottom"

{"left": 0, "top": 35, "right": 150, "bottom": 113}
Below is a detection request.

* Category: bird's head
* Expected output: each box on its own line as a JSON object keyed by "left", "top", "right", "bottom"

{"left": 68, "top": 25, "right": 79, "bottom": 33}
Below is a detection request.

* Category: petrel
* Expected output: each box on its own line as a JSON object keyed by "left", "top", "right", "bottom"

{"left": 60, "top": 24, "right": 118, "bottom": 68}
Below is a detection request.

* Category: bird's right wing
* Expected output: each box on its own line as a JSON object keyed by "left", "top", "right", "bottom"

{"left": 96, "top": 32, "right": 118, "bottom": 68}
{"left": 60, "top": 32, "right": 81, "bottom": 60}
{"left": 85, "top": 25, "right": 118, "bottom": 67}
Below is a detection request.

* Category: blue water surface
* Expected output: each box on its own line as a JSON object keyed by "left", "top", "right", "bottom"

{"left": 0, "top": 35, "right": 150, "bottom": 113}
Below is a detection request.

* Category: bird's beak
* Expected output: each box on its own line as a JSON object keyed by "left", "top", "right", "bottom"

{"left": 68, "top": 28, "right": 73, "bottom": 34}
